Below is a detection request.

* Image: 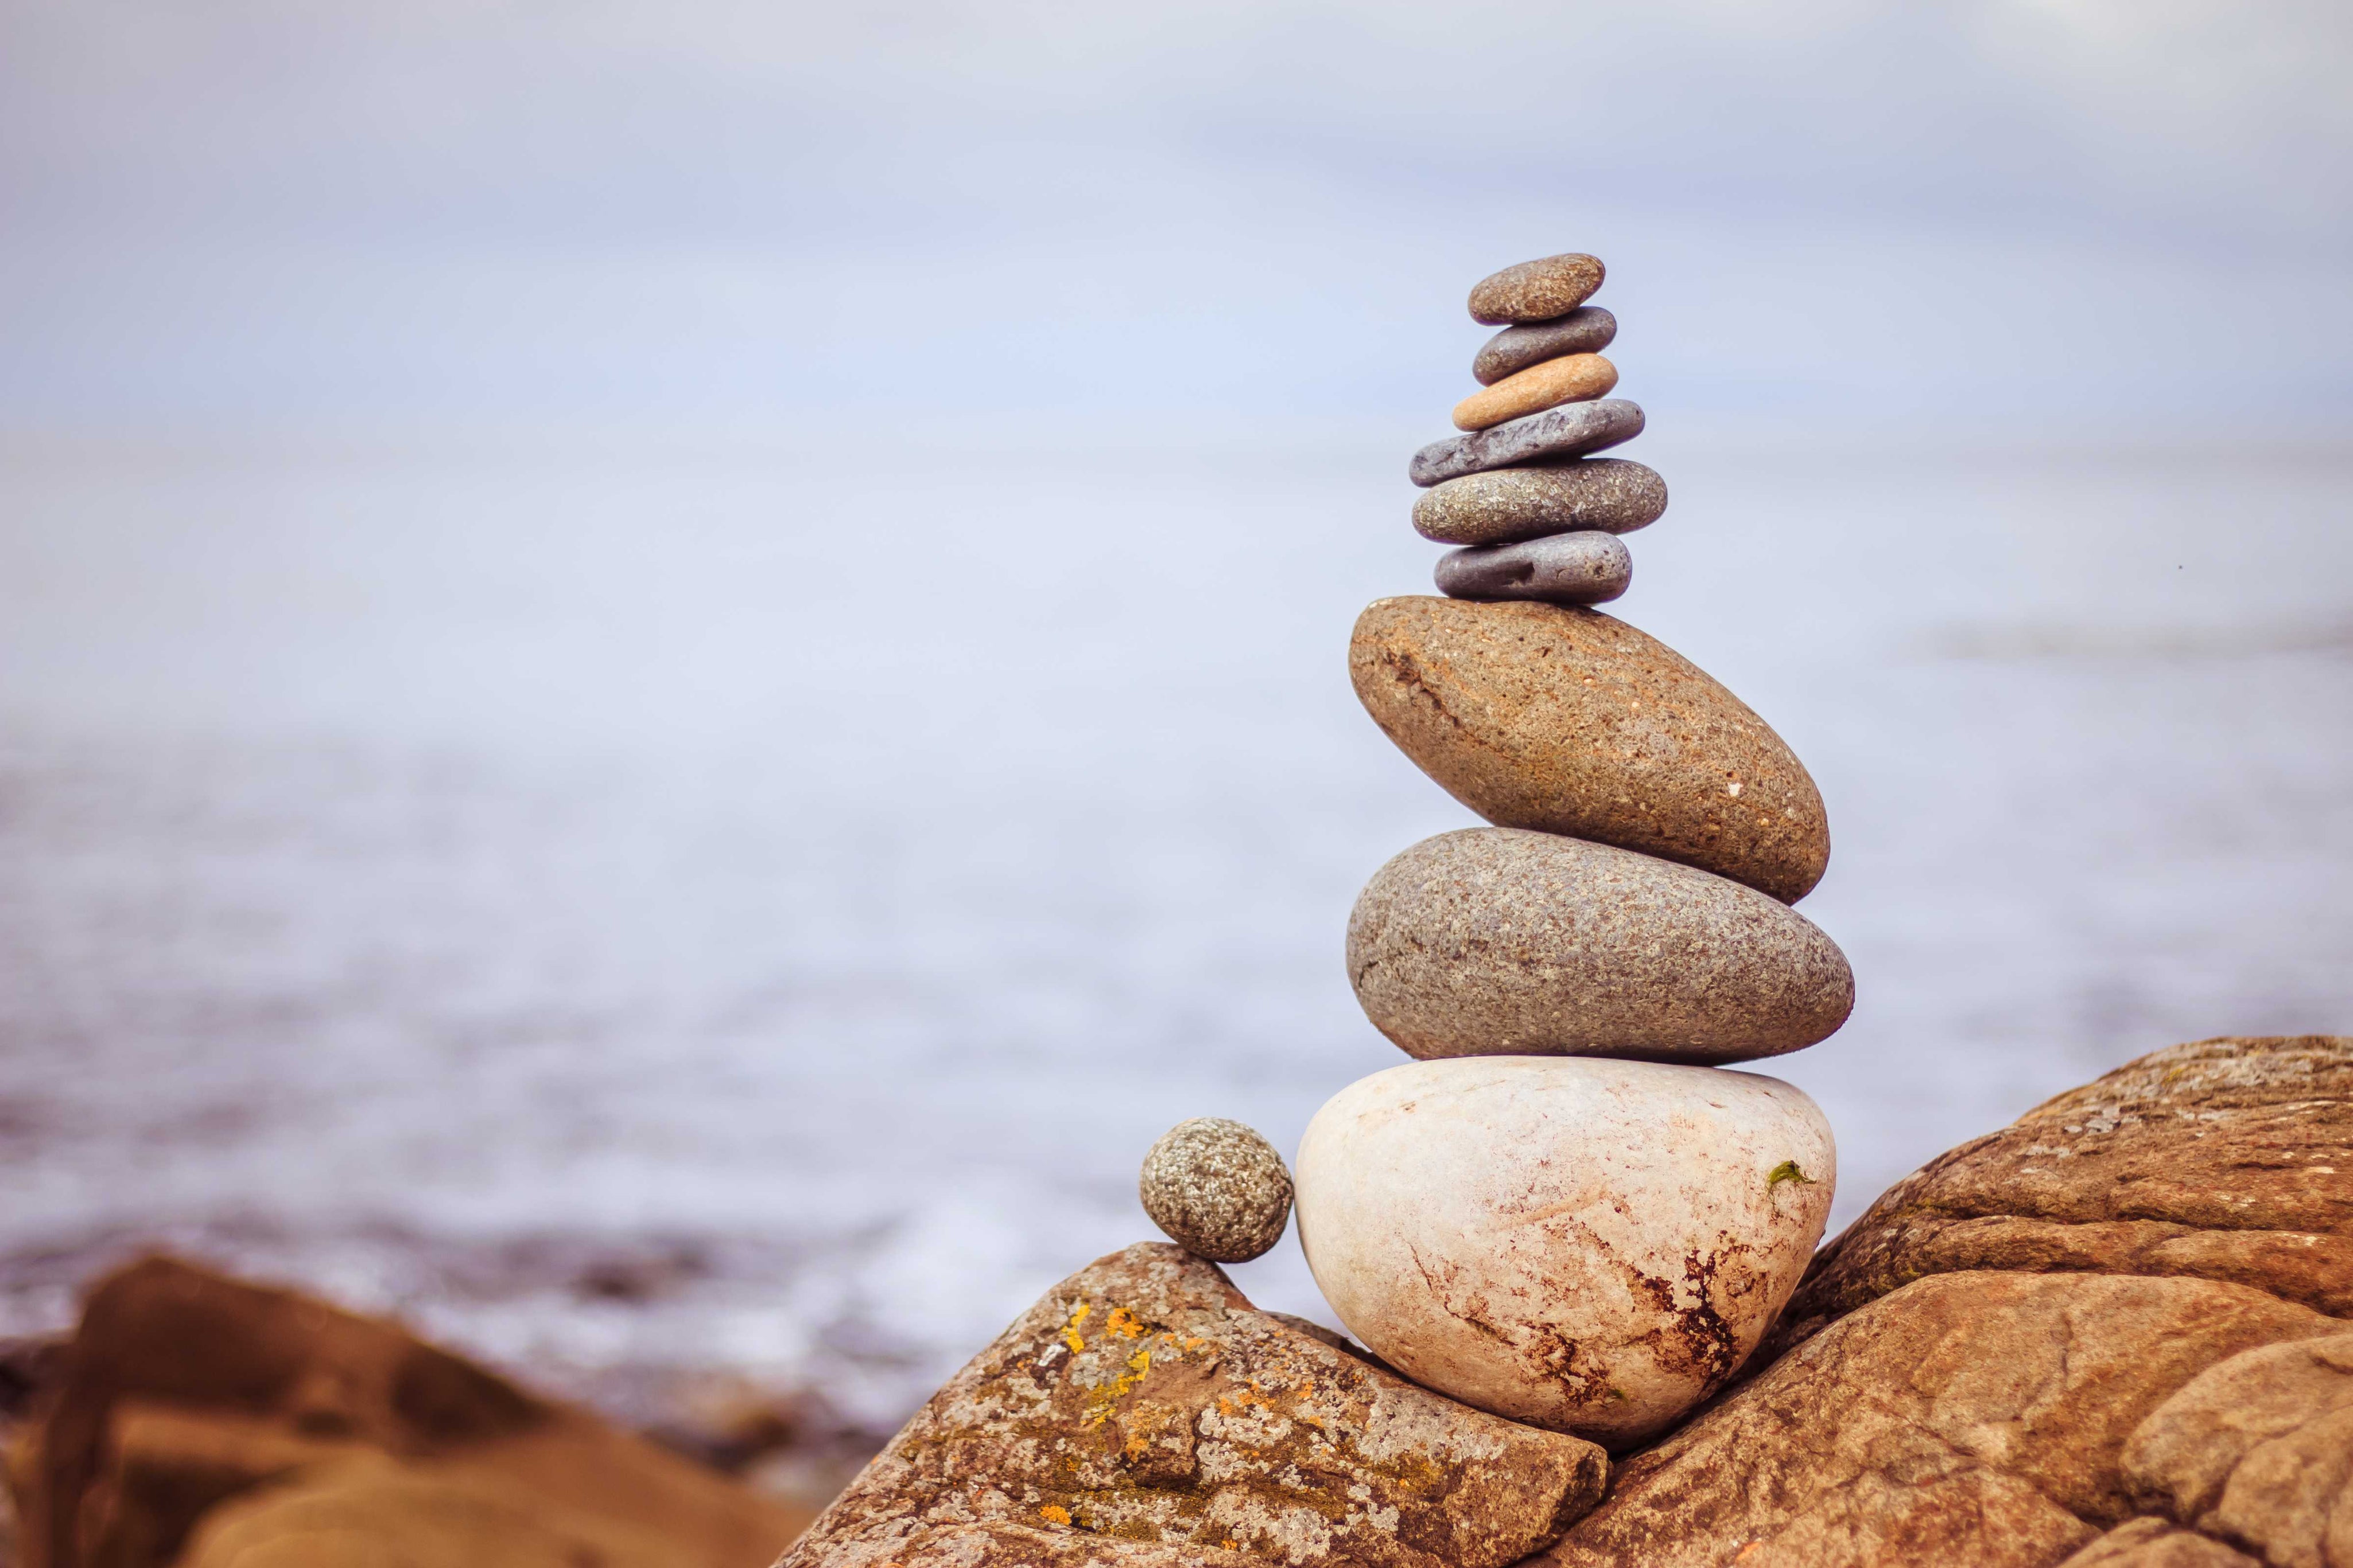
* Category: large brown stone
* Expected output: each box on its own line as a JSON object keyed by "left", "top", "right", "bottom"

{"left": 1349, "top": 597, "right": 1830, "bottom": 902}
{"left": 776, "top": 1243, "right": 1605, "bottom": 1568}
{"left": 1533, "top": 1270, "right": 2342, "bottom": 1568}
{"left": 1768, "top": 1034, "right": 2353, "bottom": 1356}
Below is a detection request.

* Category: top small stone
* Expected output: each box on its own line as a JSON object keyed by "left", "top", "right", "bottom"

{"left": 1467, "top": 254, "right": 1605, "bottom": 325}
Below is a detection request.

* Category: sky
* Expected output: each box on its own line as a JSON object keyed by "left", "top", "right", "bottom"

{"left": 3, "top": 0, "right": 2350, "bottom": 431}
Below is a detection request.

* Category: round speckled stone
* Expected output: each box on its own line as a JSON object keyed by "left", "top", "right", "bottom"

{"left": 1467, "top": 254, "right": 1605, "bottom": 325}
{"left": 1473, "top": 308, "right": 1616, "bottom": 386}
{"left": 1139, "top": 1118, "right": 1294, "bottom": 1262}
{"left": 1435, "top": 531, "right": 1630, "bottom": 606}
{"left": 1413, "top": 460, "right": 1667, "bottom": 547}
{"left": 1410, "top": 400, "right": 1644, "bottom": 487}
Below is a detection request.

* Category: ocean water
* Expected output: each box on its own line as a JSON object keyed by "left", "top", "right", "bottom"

{"left": 0, "top": 422, "right": 2347, "bottom": 1446}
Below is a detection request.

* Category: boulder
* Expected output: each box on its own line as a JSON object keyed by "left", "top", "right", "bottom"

{"left": 1349, "top": 597, "right": 1830, "bottom": 902}
{"left": 776, "top": 1243, "right": 1606, "bottom": 1568}
{"left": 1294, "top": 1057, "right": 1834, "bottom": 1446}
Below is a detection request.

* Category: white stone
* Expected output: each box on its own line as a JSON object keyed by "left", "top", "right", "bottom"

{"left": 1294, "top": 1056, "right": 1835, "bottom": 1446}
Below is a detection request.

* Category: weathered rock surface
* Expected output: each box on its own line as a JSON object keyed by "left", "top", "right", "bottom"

{"left": 2059, "top": 1518, "right": 2262, "bottom": 1566}
{"left": 1294, "top": 1057, "right": 1834, "bottom": 1447}
{"left": 776, "top": 1243, "right": 1606, "bottom": 1568}
{"left": 1468, "top": 254, "right": 1605, "bottom": 325}
{"left": 1349, "top": 597, "right": 1830, "bottom": 901}
{"left": 1473, "top": 309, "right": 1617, "bottom": 386}
{"left": 1411, "top": 400, "right": 1644, "bottom": 486}
{"left": 1768, "top": 1034, "right": 2353, "bottom": 1355}
{"left": 1412, "top": 460, "right": 1667, "bottom": 547}
{"left": 1347, "top": 828, "right": 1853, "bottom": 1063}
{"left": 5, "top": 1256, "right": 803, "bottom": 1568}
{"left": 1434, "top": 531, "right": 1631, "bottom": 606}
{"left": 1452, "top": 353, "right": 1618, "bottom": 431}
{"left": 1535, "top": 1270, "right": 2343, "bottom": 1568}
{"left": 1137, "top": 1117, "right": 1292, "bottom": 1262}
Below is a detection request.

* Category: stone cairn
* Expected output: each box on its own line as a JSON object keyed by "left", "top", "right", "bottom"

{"left": 1143, "top": 252, "right": 1857, "bottom": 1450}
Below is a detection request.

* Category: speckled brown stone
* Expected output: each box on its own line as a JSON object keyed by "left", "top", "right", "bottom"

{"left": 1347, "top": 828, "right": 1853, "bottom": 1063}
{"left": 1137, "top": 1118, "right": 1292, "bottom": 1263}
{"left": 1452, "top": 353, "right": 1617, "bottom": 431}
{"left": 1410, "top": 400, "right": 1643, "bottom": 487}
{"left": 1413, "top": 460, "right": 1667, "bottom": 546}
{"left": 1468, "top": 254, "right": 1605, "bottom": 325}
{"left": 1348, "top": 598, "right": 1831, "bottom": 902}
{"left": 1473, "top": 309, "right": 1616, "bottom": 386}
{"left": 1434, "top": 531, "right": 1630, "bottom": 605}
{"left": 775, "top": 1243, "right": 1609, "bottom": 1568}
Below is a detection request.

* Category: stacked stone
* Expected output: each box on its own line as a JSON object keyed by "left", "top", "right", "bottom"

{"left": 1290, "top": 254, "right": 1858, "bottom": 1451}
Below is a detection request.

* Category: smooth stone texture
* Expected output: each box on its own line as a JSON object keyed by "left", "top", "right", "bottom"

{"left": 1412, "top": 460, "right": 1667, "bottom": 546}
{"left": 1295, "top": 1057, "right": 1835, "bottom": 1446}
{"left": 1410, "top": 400, "right": 1643, "bottom": 487}
{"left": 1474, "top": 309, "right": 1616, "bottom": 386}
{"left": 1349, "top": 598, "right": 1831, "bottom": 902}
{"left": 1467, "top": 254, "right": 1605, "bottom": 325}
{"left": 1137, "top": 1116, "right": 1292, "bottom": 1262}
{"left": 1452, "top": 353, "right": 1618, "bottom": 431}
{"left": 1434, "top": 531, "right": 1631, "bottom": 606}
{"left": 1347, "top": 828, "right": 1854, "bottom": 1064}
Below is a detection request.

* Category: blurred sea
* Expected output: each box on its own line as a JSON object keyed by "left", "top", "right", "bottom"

{"left": 1, "top": 421, "right": 2348, "bottom": 1451}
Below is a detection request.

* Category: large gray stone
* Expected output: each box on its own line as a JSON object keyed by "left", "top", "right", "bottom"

{"left": 1473, "top": 309, "right": 1616, "bottom": 386}
{"left": 1412, "top": 460, "right": 1667, "bottom": 546}
{"left": 1346, "top": 827, "right": 1853, "bottom": 1063}
{"left": 1410, "top": 400, "right": 1644, "bottom": 487}
{"left": 1434, "top": 531, "right": 1630, "bottom": 606}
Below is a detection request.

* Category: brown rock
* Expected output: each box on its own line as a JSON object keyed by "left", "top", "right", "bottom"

{"left": 2057, "top": 1518, "right": 2261, "bottom": 1566}
{"left": 1768, "top": 1034, "right": 2353, "bottom": 1356}
{"left": 1468, "top": 254, "right": 1605, "bottom": 325}
{"left": 1346, "top": 828, "right": 1852, "bottom": 1064}
{"left": 1473, "top": 309, "right": 1616, "bottom": 386}
{"left": 1348, "top": 597, "right": 1831, "bottom": 902}
{"left": 1535, "top": 1270, "right": 2342, "bottom": 1568}
{"left": 6, "top": 1255, "right": 805, "bottom": 1568}
{"left": 1412, "top": 461, "right": 1667, "bottom": 547}
{"left": 776, "top": 1243, "right": 1606, "bottom": 1568}
{"left": 1451, "top": 354, "right": 1617, "bottom": 431}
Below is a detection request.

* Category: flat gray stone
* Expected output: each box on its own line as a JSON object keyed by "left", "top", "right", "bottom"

{"left": 1435, "top": 532, "right": 1630, "bottom": 605}
{"left": 1346, "top": 827, "right": 1855, "bottom": 1064}
{"left": 1467, "top": 254, "right": 1605, "bottom": 325}
{"left": 1410, "top": 400, "right": 1643, "bottom": 487}
{"left": 1413, "top": 460, "right": 1667, "bottom": 546}
{"left": 1473, "top": 308, "right": 1616, "bottom": 386}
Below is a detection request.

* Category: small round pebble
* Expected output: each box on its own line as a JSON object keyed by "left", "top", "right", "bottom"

{"left": 1139, "top": 1118, "right": 1294, "bottom": 1263}
{"left": 1413, "top": 460, "right": 1668, "bottom": 546}
{"left": 1435, "top": 531, "right": 1631, "bottom": 605}
{"left": 1467, "top": 253, "right": 1604, "bottom": 325}
{"left": 1473, "top": 308, "right": 1616, "bottom": 386}
{"left": 1452, "top": 352, "right": 1617, "bottom": 431}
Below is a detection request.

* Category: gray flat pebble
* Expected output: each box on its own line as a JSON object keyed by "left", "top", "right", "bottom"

{"left": 1410, "top": 399, "right": 1644, "bottom": 487}
{"left": 1473, "top": 308, "right": 1616, "bottom": 386}
{"left": 1138, "top": 1116, "right": 1293, "bottom": 1262}
{"left": 1435, "top": 531, "right": 1632, "bottom": 605}
{"left": 1413, "top": 459, "right": 1667, "bottom": 546}
{"left": 1467, "top": 253, "right": 1605, "bottom": 325}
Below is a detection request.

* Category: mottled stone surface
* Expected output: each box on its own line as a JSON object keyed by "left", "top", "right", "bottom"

{"left": 1348, "top": 597, "right": 1830, "bottom": 902}
{"left": 775, "top": 1244, "right": 1606, "bottom": 1568}
{"left": 1473, "top": 309, "right": 1616, "bottom": 386}
{"left": 1295, "top": 1057, "right": 1834, "bottom": 1446}
{"left": 2059, "top": 1519, "right": 2262, "bottom": 1566}
{"left": 1534, "top": 1270, "right": 2342, "bottom": 1568}
{"left": 1412, "top": 460, "right": 1666, "bottom": 546}
{"left": 1467, "top": 254, "right": 1605, "bottom": 325}
{"left": 1433, "top": 531, "right": 1630, "bottom": 605}
{"left": 1766, "top": 1034, "right": 2353, "bottom": 1357}
{"left": 1346, "top": 828, "right": 1853, "bottom": 1064}
{"left": 1451, "top": 353, "right": 1617, "bottom": 431}
{"left": 1137, "top": 1118, "right": 1292, "bottom": 1263}
{"left": 1410, "top": 400, "right": 1643, "bottom": 486}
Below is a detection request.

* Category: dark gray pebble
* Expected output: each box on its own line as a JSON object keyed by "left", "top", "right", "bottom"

{"left": 1410, "top": 399, "right": 1644, "bottom": 487}
{"left": 1473, "top": 308, "right": 1617, "bottom": 386}
{"left": 1412, "top": 460, "right": 1667, "bottom": 546}
{"left": 1434, "top": 531, "right": 1632, "bottom": 605}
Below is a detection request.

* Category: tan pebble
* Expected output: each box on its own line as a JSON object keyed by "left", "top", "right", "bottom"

{"left": 1467, "top": 253, "right": 1605, "bottom": 325}
{"left": 1451, "top": 353, "right": 1618, "bottom": 431}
